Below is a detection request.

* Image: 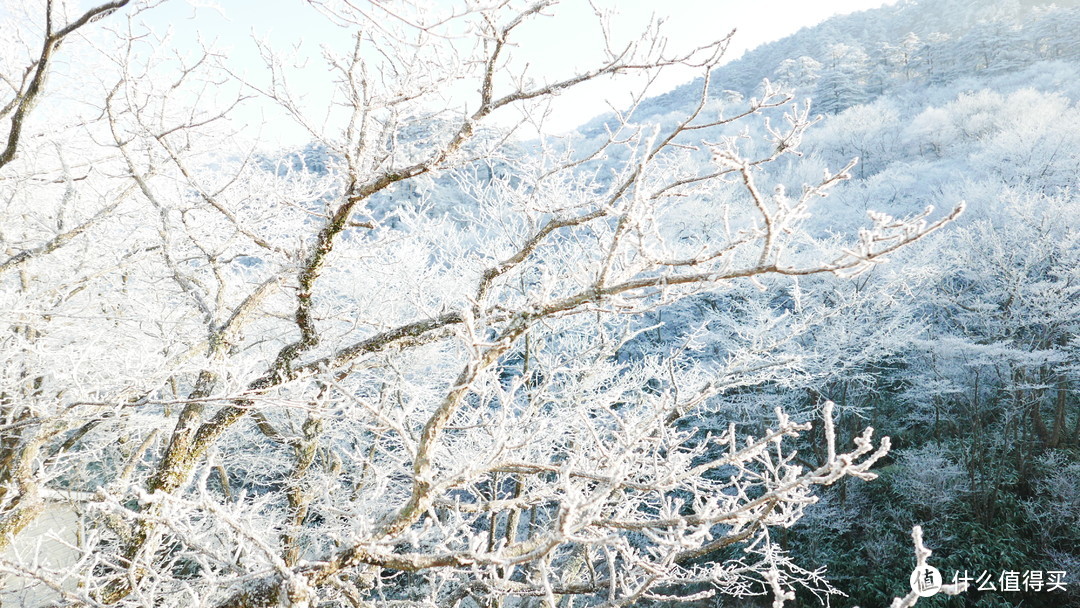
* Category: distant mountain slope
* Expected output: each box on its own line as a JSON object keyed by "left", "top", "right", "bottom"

{"left": 579, "top": 2, "right": 1080, "bottom": 606}
{"left": 579, "top": 0, "right": 1080, "bottom": 133}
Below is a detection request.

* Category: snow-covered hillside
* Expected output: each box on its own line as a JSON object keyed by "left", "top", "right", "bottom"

{"left": 1, "top": 1, "right": 1076, "bottom": 607}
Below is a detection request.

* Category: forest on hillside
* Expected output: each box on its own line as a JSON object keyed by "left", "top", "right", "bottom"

{"left": 682, "top": 2, "right": 1080, "bottom": 606}
{"left": 0, "top": 1, "right": 1077, "bottom": 608}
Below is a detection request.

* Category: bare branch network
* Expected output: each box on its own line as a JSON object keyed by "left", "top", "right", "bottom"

{"left": 0, "top": 1, "right": 960, "bottom": 607}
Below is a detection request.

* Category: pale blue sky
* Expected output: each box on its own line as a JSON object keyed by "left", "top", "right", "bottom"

{"left": 145, "top": 0, "right": 897, "bottom": 145}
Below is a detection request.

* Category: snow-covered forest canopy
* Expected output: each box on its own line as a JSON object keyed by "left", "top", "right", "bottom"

{"left": 0, "top": 1, "right": 1077, "bottom": 607}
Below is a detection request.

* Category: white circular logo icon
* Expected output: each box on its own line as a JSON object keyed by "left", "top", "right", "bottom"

{"left": 909, "top": 565, "right": 942, "bottom": 597}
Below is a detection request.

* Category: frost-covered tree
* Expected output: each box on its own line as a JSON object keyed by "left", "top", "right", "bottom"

{"left": 0, "top": 2, "right": 963, "bottom": 607}
{"left": 881, "top": 33, "right": 924, "bottom": 82}
{"left": 774, "top": 56, "right": 823, "bottom": 92}
{"left": 814, "top": 43, "right": 871, "bottom": 114}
